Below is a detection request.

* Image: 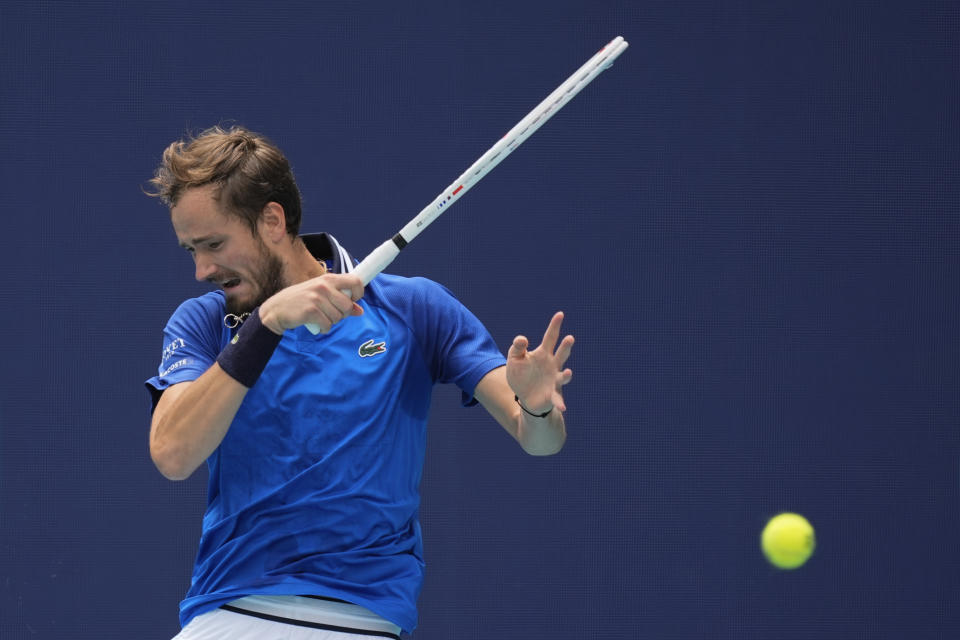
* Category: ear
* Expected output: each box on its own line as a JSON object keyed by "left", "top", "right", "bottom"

{"left": 258, "top": 202, "right": 288, "bottom": 244}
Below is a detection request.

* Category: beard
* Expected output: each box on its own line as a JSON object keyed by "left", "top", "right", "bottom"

{"left": 224, "top": 241, "right": 286, "bottom": 316}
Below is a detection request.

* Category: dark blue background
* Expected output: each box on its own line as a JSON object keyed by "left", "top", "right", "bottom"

{"left": 1, "top": 1, "right": 958, "bottom": 638}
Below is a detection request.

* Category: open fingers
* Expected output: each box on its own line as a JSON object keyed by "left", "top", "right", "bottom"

{"left": 550, "top": 369, "right": 573, "bottom": 412}
{"left": 508, "top": 335, "right": 529, "bottom": 359}
{"left": 555, "top": 335, "right": 575, "bottom": 367}
{"left": 538, "top": 311, "right": 565, "bottom": 352}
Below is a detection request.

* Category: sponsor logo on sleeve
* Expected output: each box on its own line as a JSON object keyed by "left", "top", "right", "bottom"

{"left": 160, "top": 358, "right": 191, "bottom": 377}
{"left": 162, "top": 338, "right": 187, "bottom": 364}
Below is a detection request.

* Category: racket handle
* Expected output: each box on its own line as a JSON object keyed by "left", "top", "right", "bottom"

{"left": 304, "top": 239, "right": 402, "bottom": 335}
{"left": 352, "top": 239, "right": 401, "bottom": 285}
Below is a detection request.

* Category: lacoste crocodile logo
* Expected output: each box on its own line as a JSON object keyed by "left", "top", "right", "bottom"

{"left": 358, "top": 339, "right": 387, "bottom": 358}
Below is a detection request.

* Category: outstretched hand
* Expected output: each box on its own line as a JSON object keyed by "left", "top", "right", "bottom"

{"left": 506, "top": 311, "right": 575, "bottom": 415}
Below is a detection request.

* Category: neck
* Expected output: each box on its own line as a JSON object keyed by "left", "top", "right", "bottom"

{"left": 283, "top": 237, "right": 327, "bottom": 285}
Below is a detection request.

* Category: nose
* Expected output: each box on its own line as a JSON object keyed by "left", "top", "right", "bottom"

{"left": 194, "top": 256, "right": 217, "bottom": 282}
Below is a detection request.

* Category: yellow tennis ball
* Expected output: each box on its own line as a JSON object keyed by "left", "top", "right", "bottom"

{"left": 761, "top": 512, "right": 815, "bottom": 569}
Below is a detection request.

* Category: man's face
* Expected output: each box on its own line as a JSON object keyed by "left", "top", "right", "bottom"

{"left": 171, "top": 185, "right": 285, "bottom": 315}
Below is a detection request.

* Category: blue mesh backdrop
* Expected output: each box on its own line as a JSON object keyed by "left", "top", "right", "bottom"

{"left": 1, "top": 1, "right": 958, "bottom": 638}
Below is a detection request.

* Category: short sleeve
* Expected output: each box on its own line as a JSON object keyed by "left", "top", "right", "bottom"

{"left": 381, "top": 277, "right": 506, "bottom": 406}
{"left": 144, "top": 292, "right": 228, "bottom": 409}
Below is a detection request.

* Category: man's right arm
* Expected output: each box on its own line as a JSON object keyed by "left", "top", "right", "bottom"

{"left": 148, "top": 272, "right": 365, "bottom": 481}
{"left": 149, "top": 365, "right": 248, "bottom": 481}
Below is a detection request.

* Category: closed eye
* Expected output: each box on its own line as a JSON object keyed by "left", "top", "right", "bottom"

{"left": 179, "top": 236, "right": 223, "bottom": 254}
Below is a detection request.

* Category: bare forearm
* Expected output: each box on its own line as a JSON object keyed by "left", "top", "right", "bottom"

{"left": 475, "top": 367, "right": 567, "bottom": 456}
{"left": 515, "top": 409, "right": 566, "bottom": 456}
{"left": 150, "top": 365, "right": 248, "bottom": 480}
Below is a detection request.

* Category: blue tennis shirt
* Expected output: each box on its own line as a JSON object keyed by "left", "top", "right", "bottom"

{"left": 145, "top": 234, "right": 506, "bottom": 632}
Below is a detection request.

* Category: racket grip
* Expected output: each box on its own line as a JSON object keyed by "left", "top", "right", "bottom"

{"left": 353, "top": 239, "right": 401, "bottom": 285}
{"left": 304, "top": 240, "right": 402, "bottom": 335}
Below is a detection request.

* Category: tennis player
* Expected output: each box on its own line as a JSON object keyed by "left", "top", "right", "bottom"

{"left": 145, "top": 126, "right": 574, "bottom": 639}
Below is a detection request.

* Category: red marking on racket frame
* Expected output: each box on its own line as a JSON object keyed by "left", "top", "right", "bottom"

{"left": 452, "top": 185, "right": 464, "bottom": 195}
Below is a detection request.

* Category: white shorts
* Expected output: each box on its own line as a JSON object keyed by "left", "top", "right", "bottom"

{"left": 172, "top": 595, "right": 403, "bottom": 640}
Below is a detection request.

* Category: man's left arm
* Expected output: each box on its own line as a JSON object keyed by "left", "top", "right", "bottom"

{"left": 474, "top": 311, "right": 574, "bottom": 456}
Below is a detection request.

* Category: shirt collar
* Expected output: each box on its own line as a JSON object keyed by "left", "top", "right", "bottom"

{"left": 300, "top": 233, "right": 356, "bottom": 274}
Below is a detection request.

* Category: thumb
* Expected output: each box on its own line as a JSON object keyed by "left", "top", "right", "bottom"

{"left": 508, "top": 335, "right": 529, "bottom": 359}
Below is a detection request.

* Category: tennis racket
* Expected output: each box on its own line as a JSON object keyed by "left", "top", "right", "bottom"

{"left": 307, "top": 35, "right": 629, "bottom": 334}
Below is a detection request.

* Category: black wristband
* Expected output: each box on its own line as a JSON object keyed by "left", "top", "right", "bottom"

{"left": 515, "top": 395, "right": 553, "bottom": 418}
{"left": 216, "top": 308, "right": 283, "bottom": 388}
